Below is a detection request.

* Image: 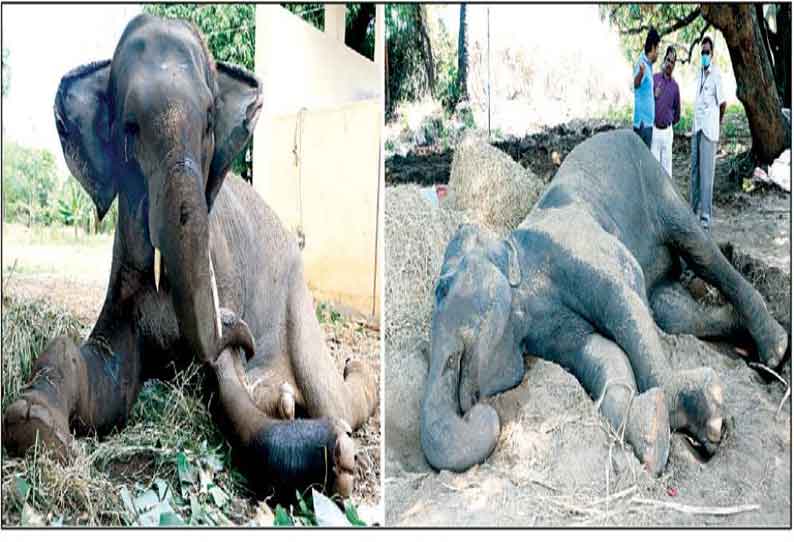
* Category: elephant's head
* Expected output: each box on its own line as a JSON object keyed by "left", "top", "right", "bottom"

{"left": 420, "top": 225, "right": 525, "bottom": 472}
{"left": 54, "top": 14, "right": 262, "bottom": 363}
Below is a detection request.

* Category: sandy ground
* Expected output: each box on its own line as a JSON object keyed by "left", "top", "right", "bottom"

{"left": 0, "top": 222, "right": 382, "bottom": 511}
{"left": 384, "top": 119, "right": 791, "bottom": 526}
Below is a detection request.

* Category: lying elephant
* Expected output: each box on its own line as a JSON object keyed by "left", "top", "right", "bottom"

{"left": 2, "top": 14, "right": 377, "bottom": 498}
{"left": 421, "top": 129, "right": 788, "bottom": 475}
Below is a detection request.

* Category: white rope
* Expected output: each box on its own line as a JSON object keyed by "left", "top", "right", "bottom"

{"left": 292, "top": 107, "right": 308, "bottom": 250}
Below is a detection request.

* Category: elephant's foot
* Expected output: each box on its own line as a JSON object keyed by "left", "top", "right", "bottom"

{"left": 248, "top": 416, "right": 357, "bottom": 499}
{"left": 667, "top": 368, "right": 724, "bottom": 456}
{"left": 2, "top": 390, "right": 73, "bottom": 462}
{"left": 756, "top": 319, "right": 789, "bottom": 368}
{"left": 623, "top": 387, "right": 670, "bottom": 476}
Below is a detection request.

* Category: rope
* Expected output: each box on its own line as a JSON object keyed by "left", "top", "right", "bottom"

{"left": 292, "top": 107, "right": 307, "bottom": 250}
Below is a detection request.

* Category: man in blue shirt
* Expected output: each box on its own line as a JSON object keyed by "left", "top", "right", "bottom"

{"left": 633, "top": 28, "right": 660, "bottom": 149}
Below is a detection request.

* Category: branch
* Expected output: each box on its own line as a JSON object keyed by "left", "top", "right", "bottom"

{"left": 680, "top": 22, "right": 712, "bottom": 64}
{"left": 622, "top": 7, "right": 702, "bottom": 37}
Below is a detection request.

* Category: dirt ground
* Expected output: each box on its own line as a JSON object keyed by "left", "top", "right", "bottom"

{"left": 384, "top": 118, "right": 791, "bottom": 526}
{"left": 0, "top": 223, "right": 382, "bottom": 512}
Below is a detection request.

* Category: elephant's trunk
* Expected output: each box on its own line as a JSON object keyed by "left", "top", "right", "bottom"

{"left": 420, "top": 336, "right": 501, "bottom": 472}
{"left": 153, "top": 161, "right": 221, "bottom": 364}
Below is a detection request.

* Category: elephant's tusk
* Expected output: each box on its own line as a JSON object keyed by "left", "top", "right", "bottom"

{"left": 154, "top": 248, "right": 162, "bottom": 292}
{"left": 209, "top": 251, "right": 223, "bottom": 341}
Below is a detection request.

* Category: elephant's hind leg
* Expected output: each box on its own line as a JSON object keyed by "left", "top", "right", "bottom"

{"left": 549, "top": 329, "right": 670, "bottom": 475}
{"left": 286, "top": 264, "right": 378, "bottom": 430}
{"left": 663, "top": 201, "right": 788, "bottom": 367}
{"left": 3, "top": 319, "right": 144, "bottom": 461}
{"left": 650, "top": 279, "right": 742, "bottom": 338}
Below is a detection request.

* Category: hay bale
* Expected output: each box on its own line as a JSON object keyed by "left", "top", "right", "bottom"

{"left": 384, "top": 185, "right": 464, "bottom": 354}
{"left": 442, "top": 133, "right": 545, "bottom": 234}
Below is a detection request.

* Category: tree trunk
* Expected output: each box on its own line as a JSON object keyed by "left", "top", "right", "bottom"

{"left": 414, "top": 4, "right": 435, "bottom": 97}
{"left": 772, "top": 3, "right": 791, "bottom": 107}
{"left": 457, "top": 4, "right": 469, "bottom": 103}
{"left": 701, "top": 3, "right": 789, "bottom": 164}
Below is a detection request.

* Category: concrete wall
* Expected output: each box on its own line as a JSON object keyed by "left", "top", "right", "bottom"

{"left": 253, "top": 5, "right": 383, "bottom": 319}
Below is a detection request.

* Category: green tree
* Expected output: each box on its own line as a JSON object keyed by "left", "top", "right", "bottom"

{"left": 144, "top": 4, "right": 256, "bottom": 181}
{"left": 385, "top": 4, "right": 437, "bottom": 116}
{"left": 2, "top": 142, "right": 58, "bottom": 226}
{"left": 457, "top": 5, "right": 469, "bottom": 103}
{"left": 602, "top": 3, "right": 790, "bottom": 165}
{"left": 57, "top": 176, "right": 93, "bottom": 238}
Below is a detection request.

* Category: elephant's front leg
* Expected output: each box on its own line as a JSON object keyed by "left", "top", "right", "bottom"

{"left": 544, "top": 325, "right": 671, "bottom": 475}
{"left": 3, "top": 316, "right": 144, "bottom": 460}
{"left": 209, "top": 345, "right": 356, "bottom": 499}
{"left": 599, "top": 285, "right": 725, "bottom": 456}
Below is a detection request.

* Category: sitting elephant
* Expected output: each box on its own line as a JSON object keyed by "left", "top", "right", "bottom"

{"left": 2, "top": 14, "right": 377, "bottom": 498}
{"left": 421, "top": 129, "right": 788, "bottom": 475}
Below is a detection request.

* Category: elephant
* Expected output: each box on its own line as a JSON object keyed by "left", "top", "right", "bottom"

{"left": 420, "top": 129, "right": 789, "bottom": 475}
{"left": 2, "top": 14, "right": 378, "bottom": 498}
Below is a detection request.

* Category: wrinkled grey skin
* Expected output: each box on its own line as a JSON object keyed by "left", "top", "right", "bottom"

{"left": 421, "top": 129, "right": 789, "bottom": 475}
{"left": 2, "top": 15, "right": 376, "bottom": 499}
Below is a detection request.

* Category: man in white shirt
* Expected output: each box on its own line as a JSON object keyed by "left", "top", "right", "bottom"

{"left": 689, "top": 36, "right": 726, "bottom": 233}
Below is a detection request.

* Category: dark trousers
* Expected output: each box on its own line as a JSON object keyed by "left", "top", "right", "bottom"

{"left": 633, "top": 123, "right": 653, "bottom": 149}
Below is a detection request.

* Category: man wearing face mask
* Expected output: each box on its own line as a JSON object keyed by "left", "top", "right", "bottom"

{"left": 633, "top": 28, "right": 660, "bottom": 148}
{"left": 651, "top": 46, "right": 681, "bottom": 178}
{"left": 690, "top": 36, "right": 726, "bottom": 233}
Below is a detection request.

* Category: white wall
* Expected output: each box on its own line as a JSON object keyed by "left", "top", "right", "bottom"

{"left": 253, "top": 6, "right": 383, "bottom": 318}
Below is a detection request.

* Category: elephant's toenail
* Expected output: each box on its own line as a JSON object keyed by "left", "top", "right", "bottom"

{"left": 707, "top": 417, "right": 722, "bottom": 443}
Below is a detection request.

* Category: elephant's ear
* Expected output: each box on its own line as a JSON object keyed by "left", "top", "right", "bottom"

{"left": 208, "top": 62, "right": 263, "bottom": 211}
{"left": 54, "top": 60, "right": 115, "bottom": 220}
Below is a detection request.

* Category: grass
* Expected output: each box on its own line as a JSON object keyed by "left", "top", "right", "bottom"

{"left": 598, "top": 101, "right": 747, "bottom": 139}
{"left": 1, "top": 295, "right": 370, "bottom": 527}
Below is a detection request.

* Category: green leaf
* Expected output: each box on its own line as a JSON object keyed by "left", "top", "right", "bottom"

{"left": 273, "top": 505, "right": 294, "bottom": 526}
{"left": 159, "top": 511, "right": 186, "bottom": 526}
{"left": 296, "top": 490, "right": 313, "bottom": 520}
{"left": 14, "top": 476, "right": 30, "bottom": 502}
{"left": 311, "top": 489, "right": 350, "bottom": 527}
{"left": 344, "top": 500, "right": 367, "bottom": 527}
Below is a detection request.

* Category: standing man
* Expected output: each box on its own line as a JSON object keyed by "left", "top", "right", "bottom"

{"left": 690, "top": 36, "right": 726, "bottom": 233}
{"left": 651, "top": 46, "right": 681, "bottom": 178}
{"left": 633, "top": 28, "right": 660, "bottom": 148}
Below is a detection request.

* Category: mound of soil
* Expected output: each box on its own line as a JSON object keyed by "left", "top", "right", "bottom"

{"left": 386, "top": 329, "right": 791, "bottom": 527}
